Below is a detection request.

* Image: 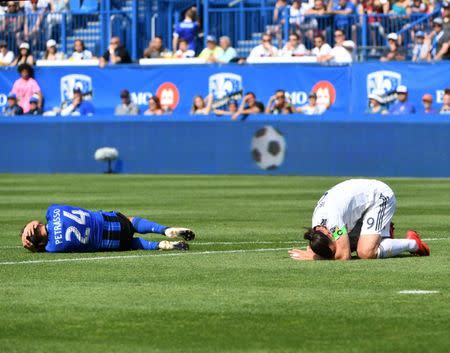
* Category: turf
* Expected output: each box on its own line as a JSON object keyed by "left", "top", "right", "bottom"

{"left": 0, "top": 175, "right": 449, "bottom": 353}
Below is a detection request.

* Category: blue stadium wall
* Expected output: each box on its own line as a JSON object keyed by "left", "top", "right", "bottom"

{"left": 1, "top": 115, "right": 449, "bottom": 177}
{"left": 0, "top": 62, "right": 449, "bottom": 176}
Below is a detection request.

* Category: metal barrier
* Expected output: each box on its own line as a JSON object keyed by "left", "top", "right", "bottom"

{"left": 204, "top": 6, "right": 439, "bottom": 60}
{"left": 0, "top": 9, "right": 135, "bottom": 60}
{"left": 0, "top": 1, "right": 439, "bottom": 62}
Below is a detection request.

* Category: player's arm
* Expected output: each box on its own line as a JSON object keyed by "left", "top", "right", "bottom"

{"left": 20, "top": 220, "right": 40, "bottom": 251}
{"left": 330, "top": 225, "right": 352, "bottom": 260}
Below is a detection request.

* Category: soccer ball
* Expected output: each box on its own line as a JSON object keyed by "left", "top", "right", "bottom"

{"left": 251, "top": 126, "right": 286, "bottom": 170}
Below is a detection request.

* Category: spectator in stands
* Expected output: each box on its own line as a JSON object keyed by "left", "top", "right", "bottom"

{"left": 265, "top": 89, "right": 294, "bottom": 114}
{"left": 114, "top": 89, "right": 139, "bottom": 115}
{"left": 27, "top": 94, "right": 42, "bottom": 115}
{"left": 1, "top": 2, "right": 24, "bottom": 49}
{"left": 1, "top": 93, "right": 23, "bottom": 116}
{"left": 190, "top": 94, "right": 212, "bottom": 115}
{"left": 362, "top": 0, "right": 389, "bottom": 56}
{"left": 213, "top": 100, "right": 239, "bottom": 116}
{"left": 279, "top": 32, "right": 308, "bottom": 57}
{"left": 144, "top": 96, "right": 164, "bottom": 115}
{"left": 306, "top": 0, "right": 327, "bottom": 16}
{"left": 443, "top": 2, "right": 450, "bottom": 32}
{"left": 198, "top": 36, "right": 224, "bottom": 62}
{"left": 46, "top": 0, "right": 70, "bottom": 41}
{"left": 412, "top": 31, "right": 430, "bottom": 61}
{"left": 317, "top": 30, "right": 354, "bottom": 63}
{"left": 248, "top": 34, "right": 278, "bottom": 58}
{"left": 217, "top": 36, "right": 238, "bottom": 63}
{"left": 61, "top": 88, "right": 95, "bottom": 116}
{"left": 410, "top": 0, "right": 428, "bottom": 14}
{"left": 270, "top": 0, "right": 289, "bottom": 48}
{"left": 70, "top": 39, "right": 93, "bottom": 61}
{"left": 11, "top": 63, "right": 42, "bottom": 114}
{"left": 391, "top": 0, "right": 411, "bottom": 15}
{"left": 331, "top": 0, "right": 357, "bottom": 33}
{"left": 421, "top": 94, "right": 437, "bottom": 114}
{"left": 43, "top": 39, "right": 65, "bottom": 60}
{"left": 22, "top": 0, "right": 46, "bottom": 48}
{"left": 0, "top": 40, "right": 14, "bottom": 66}
{"left": 388, "top": 85, "right": 416, "bottom": 114}
{"left": 380, "top": 33, "right": 406, "bottom": 61}
{"left": 23, "top": 0, "right": 49, "bottom": 12}
{"left": 143, "top": 36, "right": 170, "bottom": 59}
{"left": 100, "top": 37, "right": 131, "bottom": 68}
{"left": 431, "top": 18, "right": 450, "bottom": 60}
{"left": 366, "top": 91, "right": 388, "bottom": 114}
{"left": 311, "top": 33, "right": 332, "bottom": 57}
{"left": 296, "top": 92, "right": 327, "bottom": 115}
{"left": 440, "top": 89, "right": 450, "bottom": 114}
{"left": 232, "top": 92, "right": 264, "bottom": 120}
{"left": 288, "top": 0, "right": 309, "bottom": 36}
{"left": 172, "top": 9, "right": 198, "bottom": 52}
{"left": 11, "top": 42, "right": 35, "bottom": 66}
{"left": 173, "top": 39, "right": 195, "bottom": 58}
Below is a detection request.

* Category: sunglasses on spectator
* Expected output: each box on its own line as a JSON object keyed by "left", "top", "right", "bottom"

{"left": 262, "top": 38, "right": 271, "bottom": 42}
{"left": 276, "top": 95, "right": 285, "bottom": 99}
{"left": 335, "top": 34, "right": 343, "bottom": 37}
{"left": 110, "top": 41, "right": 119, "bottom": 45}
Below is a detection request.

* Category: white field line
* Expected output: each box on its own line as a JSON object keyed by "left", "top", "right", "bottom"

{"left": 0, "top": 247, "right": 292, "bottom": 266}
{"left": 0, "top": 238, "right": 448, "bottom": 250}
{"left": 398, "top": 290, "right": 440, "bottom": 295}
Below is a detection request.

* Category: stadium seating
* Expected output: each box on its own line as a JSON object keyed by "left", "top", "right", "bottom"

{"left": 0, "top": 0, "right": 444, "bottom": 60}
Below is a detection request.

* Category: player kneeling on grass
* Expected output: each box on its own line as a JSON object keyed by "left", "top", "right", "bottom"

{"left": 20, "top": 204, "right": 195, "bottom": 253}
{"left": 289, "top": 179, "right": 430, "bottom": 261}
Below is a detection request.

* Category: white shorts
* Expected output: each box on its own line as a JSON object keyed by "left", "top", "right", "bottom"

{"left": 360, "top": 192, "right": 396, "bottom": 238}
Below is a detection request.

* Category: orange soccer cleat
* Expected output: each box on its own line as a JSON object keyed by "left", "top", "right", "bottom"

{"left": 406, "top": 230, "right": 430, "bottom": 256}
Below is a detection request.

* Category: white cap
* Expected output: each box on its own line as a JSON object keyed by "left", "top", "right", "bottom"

{"left": 368, "top": 90, "right": 384, "bottom": 103}
{"left": 387, "top": 33, "right": 398, "bottom": 41}
{"left": 396, "top": 85, "right": 408, "bottom": 93}
{"left": 46, "top": 39, "right": 57, "bottom": 48}
{"left": 19, "top": 42, "right": 30, "bottom": 50}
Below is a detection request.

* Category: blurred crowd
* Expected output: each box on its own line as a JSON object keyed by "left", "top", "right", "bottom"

{"left": 1, "top": 0, "right": 449, "bottom": 66}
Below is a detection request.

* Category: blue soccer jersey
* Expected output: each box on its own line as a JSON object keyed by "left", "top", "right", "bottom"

{"left": 45, "top": 204, "right": 105, "bottom": 252}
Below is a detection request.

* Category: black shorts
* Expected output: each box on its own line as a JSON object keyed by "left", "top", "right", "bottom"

{"left": 101, "top": 212, "right": 135, "bottom": 250}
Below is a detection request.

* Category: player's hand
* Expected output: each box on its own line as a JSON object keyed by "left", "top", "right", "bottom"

{"left": 21, "top": 221, "right": 39, "bottom": 250}
{"left": 288, "top": 247, "right": 316, "bottom": 261}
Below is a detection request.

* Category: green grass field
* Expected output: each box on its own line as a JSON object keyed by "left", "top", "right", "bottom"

{"left": 0, "top": 175, "right": 449, "bottom": 353}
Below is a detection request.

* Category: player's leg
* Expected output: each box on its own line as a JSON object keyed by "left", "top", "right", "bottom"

{"left": 358, "top": 193, "right": 429, "bottom": 258}
{"left": 130, "top": 237, "right": 189, "bottom": 251}
{"left": 128, "top": 216, "right": 195, "bottom": 241}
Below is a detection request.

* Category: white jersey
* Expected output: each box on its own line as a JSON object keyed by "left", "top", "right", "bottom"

{"left": 312, "top": 179, "right": 396, "bottom": 238}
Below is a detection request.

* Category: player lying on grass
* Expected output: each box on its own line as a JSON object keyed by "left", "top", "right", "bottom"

{"left": 289, "top": 179, "right": 430, "bottom": 261}
{"left": 20, "top": 204, "right": 195, "bottom": 253}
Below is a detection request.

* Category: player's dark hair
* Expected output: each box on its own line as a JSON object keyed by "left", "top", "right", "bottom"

{"left": 303, "top": 228, "right": 334, "bottom": 259}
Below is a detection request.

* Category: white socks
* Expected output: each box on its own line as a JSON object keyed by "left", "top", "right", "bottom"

{"left": 377, "top": 238, "right": 418, "bottom": 258}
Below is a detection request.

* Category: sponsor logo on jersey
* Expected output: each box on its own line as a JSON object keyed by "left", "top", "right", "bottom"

{"left": 156, "top": 82, "right": 180, "bottom": 110}
{"left": 60, "top": 74, "right": 93, "bottom": 103}
{"left": 208, "top": 73, "right": 243, "bottom": 109}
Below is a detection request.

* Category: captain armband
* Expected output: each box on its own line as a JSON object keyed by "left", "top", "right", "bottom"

{"left": 332, "top": 226, "right": 348, "bottom": 240}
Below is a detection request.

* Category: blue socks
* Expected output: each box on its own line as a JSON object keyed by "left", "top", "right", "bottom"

{"left": 131, "top": 237, "right": 160, "bottom": 250}
{"left": 131, "top": 217, "right": 168, "bottom": 235}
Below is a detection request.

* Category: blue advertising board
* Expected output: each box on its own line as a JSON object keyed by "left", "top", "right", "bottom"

{"left": 0, "top": 64, "right": 351, "bottom": 114}
{"left": 0, "top": 114, "right": 449, "bottom": 177}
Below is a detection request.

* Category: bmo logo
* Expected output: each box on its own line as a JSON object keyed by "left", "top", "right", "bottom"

{"left": 156, "top": 82, "right": 180, "bottom": 110}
